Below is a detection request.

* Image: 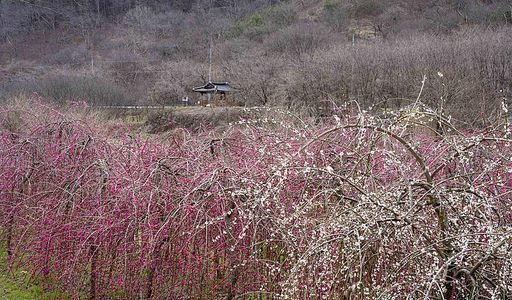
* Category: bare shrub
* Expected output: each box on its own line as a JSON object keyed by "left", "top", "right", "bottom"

{"left": 146, "top": 106, "right": 248, "bottom": 133}
{"left": 108, "top": 52, "right": 146, "bottom": 86}
{"left": 228, "top": 2, "right": 298, "bottom": 41}
{"left": 460, "top": 0, "right": 512, "bottom": 25}
{"left": 322, "top": 0, "right": 383, "bottom": 25}
{"left": 121, "top": 6, "right": 155, "bottom": 29}
{"left": 0, "top": 2, "right": 64, "bottom": 41}
{"left": 323, "top": 0, "right": 351, "bottom": 31}
{"left": 149, "top": 60, "right": 207, "bottom": 106}
{"left": 349, "top": 0, "right": 512, "bottom": 37}
{"left": 122, "top": 7, "right": 191, "bottom": 39}
{"left": 264, "top": 3, "right": 298, "bottom": 27}
{"left": 6, "top": 75, "right": 128, "bottom": 105}
{"left": 43, "top": 45, "right": 91, "bottom": 68}
{"left": 422, "top": 5, "right": 462, "bottom": 32}
{"left": 152, "top": 42, "right": 179, "bottom": 60}
{"left": 220, "top": 54, "right": 285, "bottom": 106}
{"left": 283, "top": 26, "right": 512, "bottom": 125}
{"left": 119, "top": 5, "right": 234, "bottom": 61}
{"left": 351, "top": 0, "right": 383, "bottom": 18}
{"left": 265, "top": 22, "right": 331, "bottom": 56}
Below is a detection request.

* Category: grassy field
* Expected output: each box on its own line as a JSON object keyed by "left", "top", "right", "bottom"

{"left": 0, "top": 247, "right": 57, "bottom": 300}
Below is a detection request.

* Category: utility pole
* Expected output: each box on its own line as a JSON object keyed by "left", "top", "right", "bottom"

{"left": 96, "top": 0, "right": 100, "bottom": 24}
{"left": 208, "top": 36, "right": 212, "bottom": 83}
{"left": 207, "top": 0, "right": 214, "bottom": 106}
{"left": 207, "top": 36, "right": 213, "bottom": 105}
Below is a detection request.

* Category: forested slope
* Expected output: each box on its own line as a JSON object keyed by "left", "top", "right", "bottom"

{"left": 1, "top": 0, "right": 511, "bottom": 123}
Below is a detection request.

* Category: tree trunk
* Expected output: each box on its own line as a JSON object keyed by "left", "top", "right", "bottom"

{"left": 225, "top": 201, "right": 239, "bottom": 300}
{"left": 90, "top": 244, "right": 98, "bottom": 300}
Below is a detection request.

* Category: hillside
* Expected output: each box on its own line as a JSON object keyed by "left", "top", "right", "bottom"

{"left": 1, "top": 0, "right": 512, "bottom": 124}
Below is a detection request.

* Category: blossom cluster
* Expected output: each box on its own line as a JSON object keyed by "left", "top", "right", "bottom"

{"left": 0, "top": 101, "right": 511, "bottom": 299}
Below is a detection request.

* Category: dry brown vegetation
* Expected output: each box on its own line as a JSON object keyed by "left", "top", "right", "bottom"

{"left": 1, "top": 0, "right": 511, "bottom": 125}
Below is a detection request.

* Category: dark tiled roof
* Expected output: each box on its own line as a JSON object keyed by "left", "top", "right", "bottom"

{"left": 193, "top": 81, "right": 238, "bottom": 94}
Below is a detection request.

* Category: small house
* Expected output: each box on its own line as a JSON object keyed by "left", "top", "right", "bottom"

{"left": 192, "top": 81, "right": 238, "bottom": 106}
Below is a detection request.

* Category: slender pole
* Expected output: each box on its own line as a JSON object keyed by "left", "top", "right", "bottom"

{"left": 208, "top": 37, "right": 213, "bottom": 105}
{"left": 208, "top": 36, "right": 213, "bottom": 83}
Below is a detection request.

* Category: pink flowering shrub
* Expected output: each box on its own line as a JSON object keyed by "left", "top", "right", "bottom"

{"left": 0, "top": 101, "right": 511, "bottom": 299}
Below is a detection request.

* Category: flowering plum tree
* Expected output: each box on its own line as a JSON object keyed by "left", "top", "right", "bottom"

{"left": 0, "top": 100, "right": 511, "bottom": 299}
